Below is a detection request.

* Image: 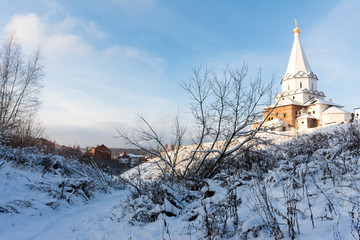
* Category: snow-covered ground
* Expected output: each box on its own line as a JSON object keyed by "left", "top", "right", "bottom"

{"left": 1, "top": 123, "right": 360, "bottom": 239}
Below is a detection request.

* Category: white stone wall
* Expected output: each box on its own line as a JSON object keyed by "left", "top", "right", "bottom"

{"left": 305, "top": 105, "right": 319, "bottom": 119}
{"left": 321, "top": 113, "right": 352, "bottom": 125}
{"left": 297, "top": 118, "right": 309, "bottom": 131}
{"left": 355, "top": 109, "right": 360, "bottom": 120}
{"left": 282, "top": 77, "right": 317, "bottom": 93}
{"left": 297, "top": 93, "right": 324, "bottom": 104}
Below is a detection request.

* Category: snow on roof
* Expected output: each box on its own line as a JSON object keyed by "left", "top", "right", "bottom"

{"left": 267, "top": 98, "right": 302, "bottom": 108}
{"left": 264, "top": 118, "right": 288, "bottom": 126}
{"left": 322, "top": 106, "right": 350, "bottom": 114}
{"left": 279, "top": 98, "right": 302, "bottom": 106}
{"left": 304, "top": 98, "right": 343, "bottom": 107}
{"left": 128, "top": 154, "right": 145, "bottom": 158}
{"left": 297, "top": 113, "right": 315, "bottom": 119}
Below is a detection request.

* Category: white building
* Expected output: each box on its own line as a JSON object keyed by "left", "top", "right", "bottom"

{"left": 118, "top": 152, "right": 146, "bottom": 165}
{"left": 262, "top": 22, "right": 352, "bottom": 130}
{"left": 355, "top": 108, "right": 360, "bottom": 121}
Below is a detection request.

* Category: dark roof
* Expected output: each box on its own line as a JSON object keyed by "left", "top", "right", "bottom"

{"left": 94, "top": 144, "right": 111, "bottom": 153}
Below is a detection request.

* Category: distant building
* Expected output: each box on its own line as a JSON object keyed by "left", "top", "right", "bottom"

{"left": 255, "top": 23, "right": 352, "bottom": 131}
{"left": 118, "top": 152, "right": 146, "bottom": 165}
{"left": 91, "top": 144, "right": 111, "bottom": 160}
{"left": 163, "top": 144, "right": 175, "bottom": 152}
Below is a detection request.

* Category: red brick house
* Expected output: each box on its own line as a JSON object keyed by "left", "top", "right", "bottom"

{"left": 91, "top": 144, "right": 111, "bottom": 160}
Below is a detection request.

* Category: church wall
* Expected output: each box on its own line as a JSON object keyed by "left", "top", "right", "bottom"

{"left": 264, "top": 105, "right": 302, "bottom": 128}
{"left": 318, "top": 104, "right": 330, "bottom": 115}
{"left": 299, "top": 94, "right": 307, "bottom": 103}
{"left": 318, "top": 104, "right": 330, "bottom": 125}
{"left": 297, "top": 93, "right": 311, "bottom": 103}
{"left": 277, "top": 93, "right": 324, "bottom": 105}
{"left": 281, "top": 77, "right": 317, "bottom": 93}
{"left": 299, "top": 93, "right": 324, "bottom": 104}
{"left": 276, "top": 93, "right": 323, "bottom": 105}
{"left": 310, "top": 79, "right": 317, "bottom": 90}
{"left": 304, "top": 105, "right": 321, "bottom": 120}
{"left": 302, "top": 78, "right": 317, "bottom": 91}
{"left": 297, "top": 118, "right": 308, "bottom": 131}
{"left": 322, "top": 113, "right": 352, "bottom": 125}
{"left": 355, "top": 109, "right": 360, "bottom": 120}
{"left": 296, "top": 118, "right": 318, "bottom": 130}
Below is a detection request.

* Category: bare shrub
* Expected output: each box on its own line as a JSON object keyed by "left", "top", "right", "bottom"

{"left": 248, "top": 180, "right": 284, "bottom": 239}
{"left": 118, "top": 64, "right": 276, "bottom": 179}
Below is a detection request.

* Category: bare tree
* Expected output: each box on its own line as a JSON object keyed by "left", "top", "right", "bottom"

{"left": 118, "top": 64, "right": 275, "bottom": 178}
{"left": 117, "top": 111, "right": 186, "bottom": 177}
{"left": 0, "top": 34, "right": 44, "bottom": 142}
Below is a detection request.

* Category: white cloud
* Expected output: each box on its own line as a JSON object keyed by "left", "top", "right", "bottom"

{"left": 3, "top": 14, "right": 104, "bottom": 57}
{"left": 3, "top": 14, "right": 44, "bottom": 54}
{"left": 46, "top": 34, "right": 91, "bottom": 55}
{"left": 83, "top": 21, "right": 106, "bottom": 39}
{"left": 1, "top": 12, "right": 172, "bottom": 147}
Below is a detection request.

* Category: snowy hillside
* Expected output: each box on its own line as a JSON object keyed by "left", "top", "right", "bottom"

{"left": 1, "top": 123, "right": 360, "bottom": 239}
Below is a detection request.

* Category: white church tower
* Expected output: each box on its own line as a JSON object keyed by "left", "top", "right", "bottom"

{"left": 260, "top": 21, "right": 352, "bottom": 131}
{"left": 275, "top": 21, "right": 325, "bottom": 104}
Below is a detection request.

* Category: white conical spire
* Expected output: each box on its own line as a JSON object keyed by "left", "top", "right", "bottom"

{"left": 277, "top": 21, "right": 324, "bottom": 104}
{"left": 285, "top": 21, "right": 312, "bottom": 75}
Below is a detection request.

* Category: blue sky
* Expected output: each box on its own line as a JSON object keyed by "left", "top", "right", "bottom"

{"left": 1, "top": 0, "right": 359, "bottom": 147}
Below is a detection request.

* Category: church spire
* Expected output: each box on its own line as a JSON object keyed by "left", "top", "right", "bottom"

{"left": 285, "top": 20, "right": 312, "bottom": 75}
{"left": 293, "top": 19, "right": 300, "bottom": 34}
{"left": 277, "top": 21, "right": 324, "bottom": 104}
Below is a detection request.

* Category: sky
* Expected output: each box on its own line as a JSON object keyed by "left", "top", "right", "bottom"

{"left": 0, "top": 0, "right": 359, "bottom": 148}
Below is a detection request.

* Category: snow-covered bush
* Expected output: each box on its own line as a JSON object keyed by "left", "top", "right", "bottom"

{"left": 0, "top": 144, "right": 121, "bottom": 215}
{"left": 117, "top": 123, "right": 360, "bottom": 239}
